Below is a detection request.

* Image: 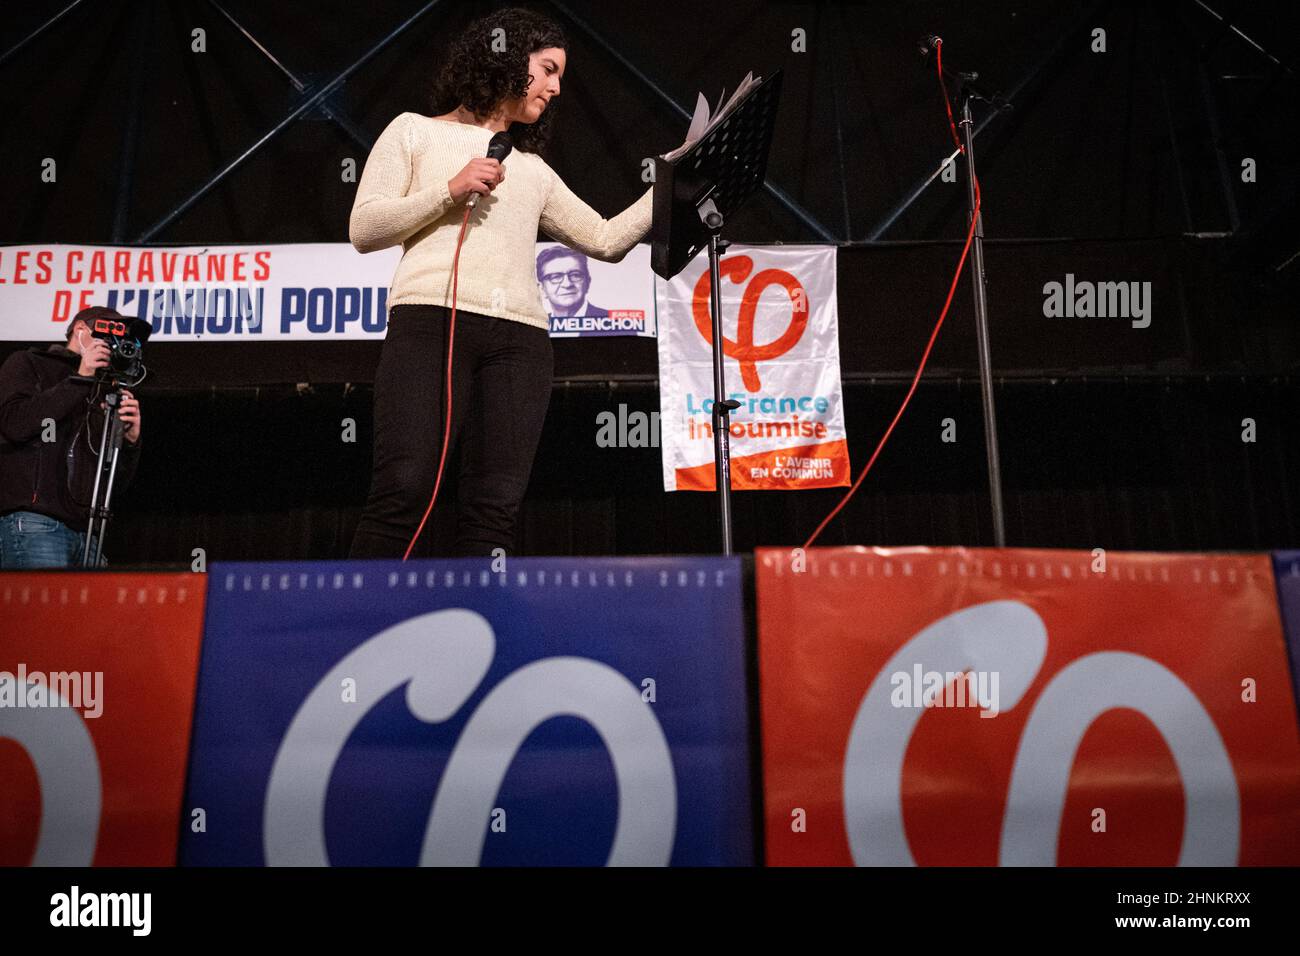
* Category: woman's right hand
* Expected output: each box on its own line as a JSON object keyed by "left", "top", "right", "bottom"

{"left": 448, "top": 158, "right": 505, "bottom": 204}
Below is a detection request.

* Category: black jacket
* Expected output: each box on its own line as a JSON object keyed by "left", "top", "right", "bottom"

{"left": 0, "top": 345, "right": 141, "bottom": 532}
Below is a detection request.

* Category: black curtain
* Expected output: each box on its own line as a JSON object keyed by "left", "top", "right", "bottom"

{"left": 94, "top": 375, "right": 1299, "bottom": 565}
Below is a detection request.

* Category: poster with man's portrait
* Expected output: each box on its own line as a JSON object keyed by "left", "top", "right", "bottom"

{"left": 535, "top": 242, "right": 655, "bottom": 337}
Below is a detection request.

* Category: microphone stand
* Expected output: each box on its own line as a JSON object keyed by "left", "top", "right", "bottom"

{"left": 928, "top": 43, "right": 1009, "bottom": 547}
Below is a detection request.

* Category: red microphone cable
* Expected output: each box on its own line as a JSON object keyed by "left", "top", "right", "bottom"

{"left": 403, "top": 202, "right": 473, "bottom": 561}
{"left": 802, "top": 38, "right": 981, "bottom": 550}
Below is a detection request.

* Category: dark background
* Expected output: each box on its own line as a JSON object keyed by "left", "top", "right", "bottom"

{"left": 2, "top": 0, "right": 1297, "bottom": 561}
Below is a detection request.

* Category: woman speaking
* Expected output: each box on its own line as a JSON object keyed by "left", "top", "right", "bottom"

{"left": 347, "top": 7, "right": 652, "bottom": 559}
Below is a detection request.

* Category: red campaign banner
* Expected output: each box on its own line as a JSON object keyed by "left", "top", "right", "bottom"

{"left": 0, "top": 573, "right": 206, "bottom": 866}
{"left": 756, "top": 547, "right": 1300, "bottom": 866}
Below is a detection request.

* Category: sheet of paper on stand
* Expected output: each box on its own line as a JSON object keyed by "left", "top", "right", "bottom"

{"left": 661, "top": 72, "right": 762, "bottom": 162}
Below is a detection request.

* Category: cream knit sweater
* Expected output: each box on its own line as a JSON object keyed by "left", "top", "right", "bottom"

{"left": 349, "top": 112, "right": 654, "bottom": 331}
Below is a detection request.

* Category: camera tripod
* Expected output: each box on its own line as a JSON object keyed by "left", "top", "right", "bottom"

{"left": 79, "top": 385, "right": 126, "bottom": 568}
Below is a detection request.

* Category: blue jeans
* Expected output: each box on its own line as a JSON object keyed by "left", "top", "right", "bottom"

{"left": 0, "top": 511, "right": 106, "bottom": 570}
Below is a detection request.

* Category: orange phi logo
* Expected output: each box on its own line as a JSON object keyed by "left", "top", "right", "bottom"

{"left": 691, "top": 255, "right": 808, "bottom": 392}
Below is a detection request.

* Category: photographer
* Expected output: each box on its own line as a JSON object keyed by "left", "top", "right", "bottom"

{"left": 0, "top": 306, "right": 142, "bottom": 569}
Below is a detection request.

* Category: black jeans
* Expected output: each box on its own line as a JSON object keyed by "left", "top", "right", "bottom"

{"left": 349, "top": 304, "right": 554, "bottom": 558}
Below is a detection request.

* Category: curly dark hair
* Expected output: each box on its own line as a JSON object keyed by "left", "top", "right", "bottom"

{"left": 429, "top": 7, "right": 568, "bottom": 155}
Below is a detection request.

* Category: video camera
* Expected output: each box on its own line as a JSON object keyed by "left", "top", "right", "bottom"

{"left": 88, "top": 313, "right": 151, "bottom": 385}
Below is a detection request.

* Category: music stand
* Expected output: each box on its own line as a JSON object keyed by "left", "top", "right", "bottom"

{"left": 651, "top": 70, "right": 783, "bottom": 555}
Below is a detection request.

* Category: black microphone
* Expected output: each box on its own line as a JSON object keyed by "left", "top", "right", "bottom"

{"left": 917, "top": 35, "right": 942, "bottom": 54}
{"left": 467, "top": 131, "right": 513, "bottom": 209}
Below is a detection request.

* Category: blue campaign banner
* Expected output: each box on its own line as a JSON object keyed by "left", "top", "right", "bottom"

{"left": 179, "top": 558, "right": 751, "bottom": 866}
{"left": 1274, "top": 551, "right": 1300, "bottom": 721}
